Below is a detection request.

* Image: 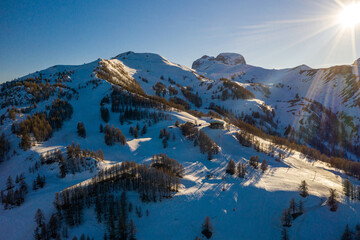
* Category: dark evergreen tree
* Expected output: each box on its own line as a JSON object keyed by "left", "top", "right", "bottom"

{"left": 343, "top": 179, "right": 354, "bottom": 200}
{"left": 289, "top": 198, "right": 297, "bottom": 215}
{"left": 104, "top": 124, "right": 126, "bottom": 146}
{"left": 34, "top": 209, "right": 46, "bottom": 240}
{"left": 100, "top": 107, "right": 110, "bottom": 123}
{"left": 20, "top": 133, "right": 32, "bottom": 150}
{"left": 355, "top": 224, "right": 360, "bottom": 240}
{"left": 226, "top": 159, "right": 236, "bottom": 175}
{"left": 0, "top": 133, "right": 10, "bottom": 161}
{"left": 281, "top": 228, "right": 290, "bottom": 240}
{"left": 298, "top": 200, "right": 304, "bottom": 214}
{"left": 95, "top": 196, "right": 102, "bottom": 223}
{"left": 129, "top": 219, "right": 137, "bottom": 240}
{"left": 341, "top": 224, "right": 353, "bottom": 240}
{"left": 133, "top": 127, "right": 139, "bottom": 139}
{"left": 328, "top": 188, "right": 338, "bottom": 212}
{"left": 141, "top": 124, "right": 147, "bottom": 136}
{"left": 6, "top": 176, "right": 14, "bottom": 190}
{"left": 299, "top": 180, "right": 309, "bottom": 198}
{"left": 260, "top": 159, "right": 268, "bottom": 173}
{"left": 237, "top": 163, "right": 246, "bottom": 178}
{"left": 201, "top": 216, "right": 213, "bottom": 239}
{"left": 77, "top": 122, "right": 86, "bottom": 138}
{"left": 281, "top": 208, "right": 292, "bottom": 227}
{"left": 80, "top": 234, "right": 86, "bottom": 240}
{"left": 20, "top": 179, "right": 28, "bottom": 194}
{"left": 162, "top": 138, "right": 168, "bottom": 148}
{"left": 249, "top": 155, "right": 260, "bottom": 169}
{"left": 48, "top": 213, "right": 59, "bottom": 239}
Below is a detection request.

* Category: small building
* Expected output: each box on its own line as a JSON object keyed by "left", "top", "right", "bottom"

{"left": 209, "top": 119, "right": 225, "bottom": 129}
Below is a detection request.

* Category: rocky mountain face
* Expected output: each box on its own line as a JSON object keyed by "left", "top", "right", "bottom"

{"left": 192, "top": 53, "right": 246, "bottom": 69}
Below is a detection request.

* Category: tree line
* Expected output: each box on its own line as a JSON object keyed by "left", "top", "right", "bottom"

{"left": 181, "top": 122, "right": 219, "bottom": 159}
{"left": 40, "top": 143, "right": 104, "bottom": 178}
{"left": 12, "top": 98, "right": 73, "bottom": 150}
{"left": 54, "top": 159, "right": 182, "bottom": 228}
{"left": 0, "top": 72, "right": 77, "bottom": 109}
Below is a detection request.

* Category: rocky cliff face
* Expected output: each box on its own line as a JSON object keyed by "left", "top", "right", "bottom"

{"left": 192, "top": 52, "right": 246, "bottom": 69}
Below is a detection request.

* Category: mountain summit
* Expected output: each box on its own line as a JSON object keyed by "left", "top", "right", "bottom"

{"left": 192, "top": 52, "right": 246, "bottom": 69}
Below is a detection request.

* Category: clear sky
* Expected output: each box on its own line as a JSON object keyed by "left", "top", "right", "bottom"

{"left": 1, "top": 0, "right": 359, "bottom": 82}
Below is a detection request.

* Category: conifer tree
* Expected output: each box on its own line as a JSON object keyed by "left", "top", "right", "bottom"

{"left": 20, "top": 133, "right": 32, "bottom": 150}
{"left": 226, "top": 159, "right": 236, "bottom": 175}
{"left": 355, "top": 224, "right": 360, "bottom": 240}
{"left": 48, "top": 213, "right": 58, "bottom": 239}
{"left": 237, "top": 163, "right": 246, "bottom": 178}
{"left": 129, "top": 219, "right": 137, "bottom": 240}
{"left": 281, "top": 228, "right": 290, "bottom": 240}
{"left": 260, "top": 159, "right": 268, "bottom": 173}
{"left": 141, "top": 124, "right": 147, "bottom": 135}
{"left": 328, "top": 188, "right": 338, "bottom": 212}
{"left": 20, "top": 178, "right": 28, "bottom": 194}
{"left": 77, "top": 122, "right": 86, "bottom": 138}
{"left": 343, "top": 179, "right": 354, "bottom": 200}
{"left": 201, "top": 216, "right": 213, "bottom": 239}
{"left": 289, "top": 198, "right": 297, "bottom": 214}
{"left": 134, "top": 127, "right": 139, "bottom": 139}
{"left": 298, "top": 200, "right": 304, "bottom": 214}
{"left": 162, "top": 138, "right": 168, "bottom": 148}
{"left": 281, "top": 208, "right": 292, "bottom": 227}
{"left": 341, "top": 224, "right": 353, "bottom": 240}
{"left": 100, "top": 107, "right": 110, "bottom": 123}
{"left": 34, "top": 209, "right": 46, "bottom": 240}
{"left": 299, "top": 180, "right": 309, "bottom": 198}
{"left": 6, "top": 176, "right": 14, "bottom": 190}
{"left": 249, "top": 155, "right": 260, "bottom": 169}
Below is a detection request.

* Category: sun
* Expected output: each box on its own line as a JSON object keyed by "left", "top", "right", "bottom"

{"left": 338, "top": 3, "right": 360, "bottom": 27}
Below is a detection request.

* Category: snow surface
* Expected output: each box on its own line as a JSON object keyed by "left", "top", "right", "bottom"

{"left": 1, "top": 52, "right": 360, "bottom": 240}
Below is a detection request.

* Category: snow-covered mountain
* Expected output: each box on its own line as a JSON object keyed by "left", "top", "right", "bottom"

{"left": 193, "top": 53, "right": 360, "bottom": 160}
{"left": 1, "top": 51, "right": 360, "bottom": 240}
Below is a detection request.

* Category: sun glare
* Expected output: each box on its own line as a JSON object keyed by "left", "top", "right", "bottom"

{"left": 339, "top": 3, "right": 360, "bottom": 27}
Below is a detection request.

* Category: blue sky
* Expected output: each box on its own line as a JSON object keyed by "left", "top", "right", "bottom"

{"left": 0, "top": 0, "right": 359, "bottom": 82}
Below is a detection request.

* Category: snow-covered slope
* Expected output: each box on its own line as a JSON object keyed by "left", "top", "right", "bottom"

{"left": 193, "top": 53, "right": 360, "bottom": 159}
{"left": 1, "top": 51, "right": 360, "bottom": 240}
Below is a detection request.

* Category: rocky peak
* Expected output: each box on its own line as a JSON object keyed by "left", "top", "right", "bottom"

{"left": 192, "top": 53, "right": 246, "bottom": 70}
{"left": 354, "top": 58, "right": 360, "bottom": 66}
